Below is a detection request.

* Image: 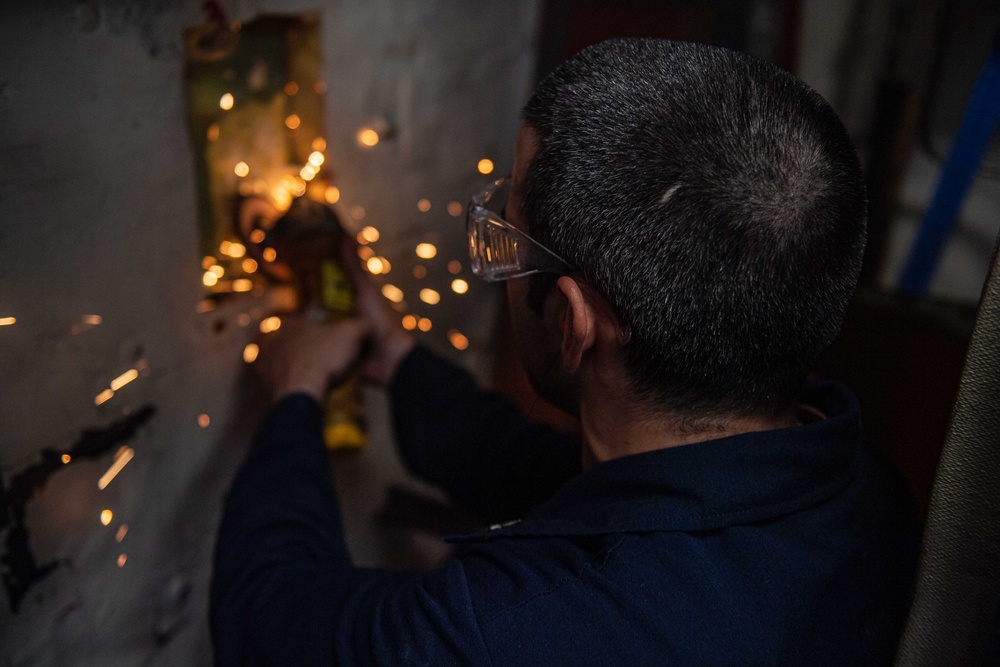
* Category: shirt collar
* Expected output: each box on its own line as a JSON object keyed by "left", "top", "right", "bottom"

{"left": 450, "top": 381, "right": 861, "bottom": 542}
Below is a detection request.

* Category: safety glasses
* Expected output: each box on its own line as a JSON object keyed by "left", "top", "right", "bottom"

{"left": 466, "top": 177, "right": 574, "bottom": 281}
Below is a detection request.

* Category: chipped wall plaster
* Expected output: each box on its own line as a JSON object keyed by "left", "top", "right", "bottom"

{"left": 0, "top": 2, "right": 540, "bottom": 664}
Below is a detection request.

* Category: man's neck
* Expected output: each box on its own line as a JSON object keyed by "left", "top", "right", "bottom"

{"left": 577, "top": 373, "right": 800, "bottom": 469}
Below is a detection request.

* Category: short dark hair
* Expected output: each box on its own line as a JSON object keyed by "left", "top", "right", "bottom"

{"left": 520, "top": 39, "right": 866, "bottom": 423}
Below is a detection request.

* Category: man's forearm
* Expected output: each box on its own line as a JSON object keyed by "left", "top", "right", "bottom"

{"left": 210, "top": 392, "right": 493, "bottom": 666}
{"left": 211, "top": 394, "right": 351, "bottom": 665}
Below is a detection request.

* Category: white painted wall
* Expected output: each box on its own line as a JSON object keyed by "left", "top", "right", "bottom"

{"left": 0, "top": 1, "right": 539, "bottom": 664}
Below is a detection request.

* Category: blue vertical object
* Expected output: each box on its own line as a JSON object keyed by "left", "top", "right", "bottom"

{"left": 899, "top": 46, "right": 1000, "bottom": 294}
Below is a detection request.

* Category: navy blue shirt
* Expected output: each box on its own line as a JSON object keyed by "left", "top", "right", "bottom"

{"left": 212, "top": 346, "right": 919, "bottom": 665}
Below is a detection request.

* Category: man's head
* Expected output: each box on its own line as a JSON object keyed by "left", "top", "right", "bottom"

{"left": 510, "top": 39, "right": 866, "bottom": 425}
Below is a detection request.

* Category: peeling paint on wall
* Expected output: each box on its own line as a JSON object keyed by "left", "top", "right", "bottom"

{"left": 0, "top": 1, "right": 540, "bottom": 664}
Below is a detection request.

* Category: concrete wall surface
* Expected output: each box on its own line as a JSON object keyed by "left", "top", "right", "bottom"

{"left": 0, "top": 1, "right": 539, "bottom": 664}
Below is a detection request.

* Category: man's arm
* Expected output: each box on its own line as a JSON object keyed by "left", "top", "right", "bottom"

{"left": 211, "top": 312, "right": 573, "bottom": 664}
{"left": 211, "top": 391, "right": 492, "bottom": 666}
{"left": 390, "top": 345, "right": 579, "bottom": 522}
{"left": 342, "top": 240, "right": 580, "bottom": 522}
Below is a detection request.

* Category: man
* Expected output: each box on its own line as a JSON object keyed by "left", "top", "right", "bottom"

{"left": 212, "top": 39, "right": 919, "bottom": 665}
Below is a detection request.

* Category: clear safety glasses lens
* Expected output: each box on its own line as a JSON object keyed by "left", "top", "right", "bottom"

{"left": 466, "top": 178, "right": 572, "bottom": 281}
{"left": 468, "top": 212, "right": 528, "bottom": 281}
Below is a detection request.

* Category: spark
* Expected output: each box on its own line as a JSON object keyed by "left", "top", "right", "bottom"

{"left": 259, "top": 316, "right": 281, "bottom": 333}
{"left": 110, "top": 369, "right": 138, "bottom": 391}
{"left": 220, "top": 241, "right": 246, "bottom": 258}
{"left": 448, "top": 330, "right": 469, "bottom": 350}
{"left": 381, "top": 284, "right": 404, "bottom": 303}
{"left": 415, "top": 243, "right": 437, "bottom": 259}
{"left": 98, "top": 446, "right": 135, "bottom": 490}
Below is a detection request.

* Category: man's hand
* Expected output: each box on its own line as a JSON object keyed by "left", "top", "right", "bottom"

{"left": 258, "top": 317, "right": 371, "bottom": 403}
{"left": 339, "top": 239, "right": 416, "bottom": 386}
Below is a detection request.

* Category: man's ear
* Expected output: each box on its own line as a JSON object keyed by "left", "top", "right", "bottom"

{"left": 555, "top": 276, "right": 595, "bottom": 373}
